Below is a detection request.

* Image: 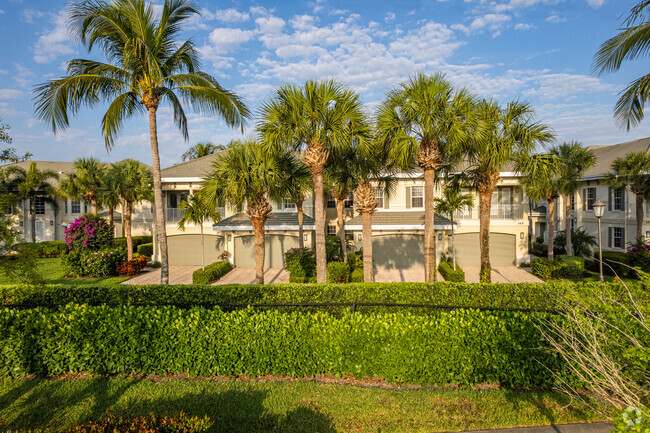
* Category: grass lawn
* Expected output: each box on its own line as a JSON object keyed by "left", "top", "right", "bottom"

{"left": 0, "top": 378, "right": 612, "bottom": 432}
{"left": 566, "top": 271, "right": 638, "bottom": 284}
{"left": 0, "top": 257, "right": 128, "bottom": 285}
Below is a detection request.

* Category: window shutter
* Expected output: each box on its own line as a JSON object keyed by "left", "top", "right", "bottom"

{"left": 384, "top": 191, "right": 389, "bottom": 209}
{"left": 608, "top": 188, "right": 612, "bottom": 211}
{"left": 622, "top": 228, "right": 625, "bottom": 248}
{"left": 582, "top": 189, "right": 586, "bottom": 211}
{"left": 608, "top": 227, "right": 612, "bottom": 248}
{"left": 621, "top": 189, "right": 625, "bottom": 209}
{"left": 406, "top": 187, "right": 411, "bottom": 209}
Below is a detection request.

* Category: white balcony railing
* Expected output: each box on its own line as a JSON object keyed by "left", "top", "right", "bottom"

{"left": 453, "top": 204, "right": 523, "bottom": 220}
{"left": 165, "top": 207, "right": 185, "bottom": 223}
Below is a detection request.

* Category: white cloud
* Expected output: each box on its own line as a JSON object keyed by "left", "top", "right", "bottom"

{"left": 290, "top": 15, "right": 318, "bottom": 30}
{"left": 256, "top": 16, "right": 286, "bottom": 34}
{"left": 32, "top": 11, "right": 76, "bottom": 64}
{"left": 514, "top": 23, "right": 535, "bottom": 30}
{"left": 453, "top": 13, "right": 511, "bottom": 36}
{"left": 0, "top": 10, "right": 4, "bottom": 15}
{"left": 329, "top": 9, "right": 348, "bottom": 15}
{"left": 385, "top": 12, "right": 396, "bottom": 22}
{"left": 585, "top": 0, "right": 605, "bottom": 8}
{"left": 0, "top": 89, "right": 24, "bottom": 100}
{"left": 13, "top": 64, "right": 36, "bottom": 88}
{"left": 546, "top": 14, "right": 566, "bottom": 23}
{"left": 206, "top": 28, "right": 255, "bottom": 54}
{"left": 526, "top": 73, "right": 616, "bottom": 100}
{"left": 215, "top": 8, "right": 250, "bottom": 23}
{"left": 250, "top": 6, "right": 273, "bottom": 17}
{"left": 22, "top": 9, "right": 45, "bottom": 23}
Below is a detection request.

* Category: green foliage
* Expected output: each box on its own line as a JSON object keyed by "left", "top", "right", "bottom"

{"left": 116, "top": 256, "right": 147, "bottom": 276}
{"left": 350, "top": 268, "right": 364, "bottom": 283}
{"left": 284, "top": 247, "right": 316, "bottom": 282}
{"left": 325, "top": 235, "right": 342, "bottom": 262}
{"left": 192, "top": 261, "right": 233, "bottom": 285}
{"left": 327, "top": 262, "right": 349, "bottom": 283}
{"left": 0, "top": 304, "right": 573, "bottom": 388}
{"left": 627, "top": 239, "right": 650, "bottom": 273}
{"left": 62, "top": 247, "right": 127, "bottom": 277}
{"left": 0, "top": 214, "right": 42, "bottom": 285}
{"left": 136, "top": 243, "right": 153, "bottom": 258}
{"left": 587, "top": 251, "right": 633, "bottom": 278}
{"left": 531, "top": 258, "right": 560, "bottom": 279}
{"left": 438, "top": 261, "right": 465, "bottom": 282}
{"left": 113, "top": 236, "right": 153, "bottom": 253}
{"left": 64, "top": 411, "right": 212, "bottom": 433}
{"left": 554, "top": 228, "right": 597, "bottom": 257}
{"left": 64, "top": 214, "right": 113, "bottom": 251}
{"left": 614, "top": 407, "right": 650, "bottom": 433}
{"left": 14, "top": 241, "right": 67, "bottom": 258}
{"left": 480, "top": 266, "right": 491, "bottom": 283}
{"left": 531, "top": 257, "right": 584, "bottom": 279}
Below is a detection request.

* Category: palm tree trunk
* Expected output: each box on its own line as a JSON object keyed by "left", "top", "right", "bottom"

{"left": 252, "top": 218, "right": 265, "bottom": 284}
{"left": 547, "top": 198, "right": 555, "bottom": 261}
{"left": 479, "top": 189, "right": 493, "bottom": 283}
{"left": 121, "top": 199, "right": 125, "bottom": 238}
{"left": 200, "top": 223, "right": 205, "bottom": 270}
{"left": 30, "top": 197, "right": 36, "bottom": 243}
{"left": 147, "top": 106, "right": 170, "bottom": 284}
{"left": 636, "top": 192, "right": 644, "bottom": 241}
{"left": 91, "top": 197, "right": 98, "bottom": 215}
{"left": 451, "top": 217, "right": 456, "bottom": 270}
{"left": 362, "top": 212, "right": 373, "bottom": 282}
{"left": 126, "top": 200, "right": 133, "bottom": 261}
{"left": 565, "top": 193, "right": 572, "bottom": 256}
{"left": 297, "top": 200, "right": 304, "bottom": 249}
{"left": 108, "top": 208, "right": 114, "bottom": 226}
{"left": 336, "top": 198, "right": 347, "bottom": 262}
{"left": 424, "top": 167, "right": 436, "bottom": 282}
{"left": 313, "top": 170, "right": 327, "bottom": 283}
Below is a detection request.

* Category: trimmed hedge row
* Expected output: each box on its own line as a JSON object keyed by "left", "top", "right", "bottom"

{"left": 136, "top": 242, "right": 153, "bottom": 258}
{"left": 15, "top": 241, "right": 67, "bottom": 258}
{"left": 113, "top": 236, "right": 153, "bottom": 253}
{"left": 192, "top": 261, "right": 233, "bottom": 285}
{"left": 0, "top": 304, "right": 573, "bottom": 388}
{"left": 3, "top": 281, "right": 645, "bottom": 310}
{"left": 438, "top": 261, "right": 465, "bottom": 282}
{"left": 531, "top": 256, "right": 585, "bottom": 279}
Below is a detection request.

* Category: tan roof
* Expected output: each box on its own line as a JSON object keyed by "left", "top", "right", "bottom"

{"left": 161, "top": 153, "right": 219, "bottom": 178}
{"left": 583, "top": 137, "right": 650, "bottom": 178}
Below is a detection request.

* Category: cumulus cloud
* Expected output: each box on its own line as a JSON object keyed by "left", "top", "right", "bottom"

{"left": 256, "top": 16, "right": 286, "bottom": 34}
{"left": 22, "top": 9, "right": 45, "bottom": 23}
{"left": 585, "top": 0, "right": 605, "bottom": 8}
{"left": 0, "top": 89, "right": 24, "bottom": 100}
{"left": 546, "top": 14, "right": 566, "bottom": 23}
{"left": 32, "top": 11, "right": 76, "bottom": 64}
{"left": 514, "top": 23, "right": 535, "bottom": 30}
{"left": 453, "top": 13, "right": 511, "bottom": 36}
{"left": 526, "top": 73, "right": 616, "bottom": 100}
{"left": 215, "top": 8, "right": 250, "bottom": 23}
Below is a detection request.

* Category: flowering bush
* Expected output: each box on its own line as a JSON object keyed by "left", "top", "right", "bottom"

{"left": 64, "top": 214, "right": 113, "bottom": 251}
{"left": 117, "top": 255, "right": 148, "bottom": 276}
{"left": 284, "top": 247, "right": 316, "bottom": 273}
{"left": 627, "top": 239, "right": 650, "bottom": 273}
{"left": 64, "top": 247, "right": 126, "bottom": 277}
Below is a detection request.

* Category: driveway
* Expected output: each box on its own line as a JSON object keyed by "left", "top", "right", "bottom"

{"left": 122, "top": 265, "right": 200, "bottom": 285}
{"left": 374, "top": 268, "right": 443, "bottom": 282}
{"left": 463, "top": 266, "right": 542, "bottom": 283}
{"left": 213, "top": 267, "right": 290, "bottom": 285}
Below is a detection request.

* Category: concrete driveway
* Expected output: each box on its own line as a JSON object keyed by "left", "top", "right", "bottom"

{"left": 374, "top": 268, "right": 442, "bottom": 282}
{"left": 213, "top": 267, "right": 290, "bottom": 285}
{"left": 122, "top": 265, "right": 200, "bottom": 285}
{"left": 463, "top": 266, "right": 542, "bottom": 283}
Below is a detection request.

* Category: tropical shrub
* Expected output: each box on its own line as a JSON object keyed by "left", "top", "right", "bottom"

{"left": 627, "top": 239, "right": 650, "bottom": 273}
{"left": 63, "top": 411, "right": 212, "bottom": 433}
{"left": 531, "top": 257, "right": 560, "bottom": 279}
{"left": 64, "top": 214, "right": 113, "bottom": 251}
{"left": 284, "top": 247, "right": 316, "bottom": 282}
{"left": 531, "top": 257, "right": 584, "bottom": 279}
{"left": 530, "top": 241, "right": 548, "bottom": 257}
{"left": 14, "top": 241, "right": 66, "bottom": 258}
{"left": 327, "top": 261, "right": 349, "bottom": 283}
{"left": 117, "top": 255, "right": 148, "bottom": 276}
{"left": 114, "top": 236, "right": 153, "bottom": 253}
{"left": 438, "top": 261, "right": 465, "bottom": 282}
{"left": 614, "top": 407, "right": 650, "bottom": 433}
{"left": 0, "top": 304, "right": 574, "bottom": 388}
{"left": 192, "top": 261, "right": 233, "bottom": 285}
{"left": 554, "top": 228, "right": 597, "bottom": 257}
{"left": 325, "top": 235, "right": 342, "bottom": 262}
{"left": 350, "top": 268, "right": 364, "bottom": 283}
{"left": 136, "top": 242, "right": 153, "bottom": 258}
{"left": 63, "top": 247, "right": 127, "bottom": 277}
{"left": 587, "top": 251, "right": 633, "bottom": 278}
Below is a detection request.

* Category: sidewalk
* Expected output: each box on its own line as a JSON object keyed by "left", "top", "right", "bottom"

{"left": 466, "top": 422, "right": 611, "bottom": 433}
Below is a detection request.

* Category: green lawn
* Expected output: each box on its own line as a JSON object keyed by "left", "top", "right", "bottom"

{"left": 0, "top": 257, "right": 128, "bottom": 285}
{"left": 566, "top": 270, "right": 638, "bottom": 284}
{"left": 0, "top": 378, "right": 611, "bottom": 432}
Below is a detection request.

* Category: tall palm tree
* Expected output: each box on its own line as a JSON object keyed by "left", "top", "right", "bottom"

{"left": 376, "top": 72, "right": 476, "bottom": 282}
{"left": 465, "top": 100, "right": 554, "bottom": 282}
{"left": 58, "top": 157, "right": 106, "bottom": 215}
{"left": 181, "top": 142, "right": 225, "bottom": 161}
{"left": 271, "top": 151, "right": 312, "bottom": 249}
{"left": 177, "top": 194, "right": 220, "bottom": 270}
{"left": 6, "top": 162, "right": 59, "bottom": 243}
{"left": 326, "top": 146, "right": 359, "bottom": 262}
{"left": 202, "top": 140, "right": 280, "bottom": 284}
{"left": 604, "top": 151, "right": 650, "bottom": 240}
{"left": 519, "top": 154, "right": 562, "bottom": 260}
{"left": 33, "top": 0, "right": 249, "bottom": 284}
{"left": 551, "top": 141, "right": 596, "bottom": 256}
{"left": 593, "top": 0, "right": 650, "bottom": 129}
{"left": 258, "top": 80, "right": 369, "bottom": 282}
{"left": 434, "top": 178, "right": 474, "bottom": 270}
{"left": 98, "top": 163, "right": 124, "bottom": 229}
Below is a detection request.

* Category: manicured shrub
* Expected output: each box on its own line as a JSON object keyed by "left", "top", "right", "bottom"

{"left": 284, "top": 247, "right": 316, "bottom": 282}
{"left": 613, "top": 407, "right": 650, "bottom": 433}
{"left": 0, "top": 304, "right": 574, "bottom": 388}
{"left": 530, "top": 242, "right": 547, "bottom": 257}
{"left": 63, "top": 247, "right": 127, "bottom": 277}
{"left": 531, "top": 257, "right": 560, "bottom": 279}
{"left": 325, "top": 235, "right": 342, "bottom": 262}
{"left": 63, "top": 411, "right": 212, "bottom": 432}
{"left": 588, "top": 251, "right": 633, "bottom": 278}
{"left": 64, "top": 214, "right": 113, "bottom": 251}
{"left": 136, "top": 242, "right": 153, "bottom": 258}
{"left": 327, "top": 261, "right": 349, "bottom": 283}
{"left": 117, "top": 255, "right": 148, "bottom": 276}
{"left": 438, "top": 261, "right": 465, "bottom": 282}
{"left": 553, "top": 255, "right": 585, "bottom": 278}
{"left": 350, "top": 268, "right": 364, "bottom": 283}
{"left": 114, "top": 236, "right": 153, "bottom": 253}
{"left": 192, "top": 261, "right": 233, "bottom": 284}
{"left": 15, "top": 241, "right": 66, "bottom": 258}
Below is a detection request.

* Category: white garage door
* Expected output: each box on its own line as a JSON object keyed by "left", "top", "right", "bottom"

{"left": 234, "top": 234, "right": 300, "bottom": 268}
{"left": 372, "top": 234, "right": 425, "bottom": 269}
{"left": 168, "top": 234, "right": 225, "bottom": 266}
{"left": 453, "top": 232, "right": 516, "bottom": 266}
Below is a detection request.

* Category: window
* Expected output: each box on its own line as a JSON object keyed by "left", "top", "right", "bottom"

{"left": 411, "top": 186, "right": 424, "bottom": 208}
{"left": 344, "top": 192, "right": 354, "bottom": 209}
{"left": 374, "top": 188, "right": 384, "bottom": 208}
{"left": 327, "top": 195, "right": 336, "bottom": 209}
{"left": 283, "top": 198, "right": 296, "bottom": 210}
{"left": 613, "top": 227, "right": 624, "bottom": 249}
{"left": 71, "top": 200, "right": 81, "bottom": 214}
{"left": 611, "top": 188, "right": 624, "bottom": 211}
{"left": 32, "top": 197, "right": 45, "bottom": 215}
{"left": 327, "top": 225, "right": 337, "bottom": 235}
{"left": 583, "top": 187, "right": 596, "bottom": 211}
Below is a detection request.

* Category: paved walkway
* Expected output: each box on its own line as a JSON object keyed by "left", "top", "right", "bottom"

{"left": 122, "top": 266, "right": 200, "bottom": 285}
{"left": 463, "top": 266, "right": 543, "bottom": 283}
{"left": 213, "top": 267, "right": 290, "bottom": 285}
{"left": 467, "top": 422, "right": 611, "bottom": 433}
{"left": 374, "top": 267, "right": 443, "bottom": 282}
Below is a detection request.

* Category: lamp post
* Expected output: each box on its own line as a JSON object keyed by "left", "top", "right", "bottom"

{"left": 592, "top": 200, "right": 606, "bottom": 283}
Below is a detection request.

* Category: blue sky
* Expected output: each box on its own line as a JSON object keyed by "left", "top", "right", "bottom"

{"left": 1, "top": 0, "right": 649, "bottom": 168}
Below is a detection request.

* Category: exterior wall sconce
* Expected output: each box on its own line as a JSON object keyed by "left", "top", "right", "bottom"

{"left": 50, "top": 220, "right": 54, "bottom": 226}
{"left": 19, "top": 221, "right": 23, "bottom": 227}
{"left": 520, "top": 232, "right": 524, "bottom": 239}
{"left": 357, "top": 234, "right": 362, "bottom": 241}
{"left": 227, "top": 234, "right": 232, "bottom": 242}
{"left": 438, "top": 233, "right": 442, "bottom": 241}
{"left": 303, "top": 234, "right": 307, "bottom": 241}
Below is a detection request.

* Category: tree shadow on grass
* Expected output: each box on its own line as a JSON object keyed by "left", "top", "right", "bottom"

{"left": 502, "top": 389, "right": 598, "bottom": 428}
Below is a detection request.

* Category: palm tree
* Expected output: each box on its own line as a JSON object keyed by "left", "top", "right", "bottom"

{"left": 271, "top": 152, "right": 312, "bottom": 249}
{"left": 434, "top": 178, "right": 474, "bottom": 270}
{"left": 33, "top": 0, "right": 249, "bottom": 284}
{"left": 202, "top": 140, "right": 280, "bottom": 284}
{"left": 326, "top": 146, "right": 359, "bottom": 262}
{"left": 98, "top": 163, "right": 124, "bottom": 229}
{"left": 182, "top": 142, "right": 225, "bottom": 161}
{"left": 551, "top": 142, "right": 596, "bottom": 256}
{"left": 519, "top": 154, "right": 562, "bottom": 261}
{"left": 6, "top": 162, "right": 59, "bottom": 243}
{"left": 593, "top": 0, "right": 650, "bottom": 129}
{"left": 258, "top": 80, "right": 369, "bottom": 283}
{"left": 465, "top": 100, "right": 554, "bottom": 282}
{"left": 604, "top": 151, "right": 650, "bottom": 240}
{"left": 58, "top": 157, "right": 106, "bottom": 215}
{"left": 376, "top": 72, "right": 476, "bottom": 282}
{"left": 177, "top": 194, "right": 220, "bottom": 270}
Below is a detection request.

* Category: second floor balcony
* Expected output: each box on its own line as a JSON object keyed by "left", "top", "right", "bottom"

{"left": 165, "top": 207, "right": 225, "bottom": 224}
{"left": 454, "top": 204, "right": 524, "bottom": 220}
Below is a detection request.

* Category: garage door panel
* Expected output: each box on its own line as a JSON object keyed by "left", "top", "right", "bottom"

{"left": 168, "top": 234, "right": 224, "bottom": 266}
{"left": 373, "top": 234, "right": 424, "bottom": 269}
{"left": 452, "top": 233, "right": 515, "bottom": 267}
{"left": 235, "top": 234, "right": 300, "bottom": 268}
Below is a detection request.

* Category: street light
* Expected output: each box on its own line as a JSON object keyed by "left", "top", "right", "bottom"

{"left": 592, "top": 200, "right": 606, "bottom": 283}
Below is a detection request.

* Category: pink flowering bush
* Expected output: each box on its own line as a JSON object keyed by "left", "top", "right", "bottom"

{"left": 63, "top": 247, "right": 126, "bottom": 277}
{"left": 64, "top": 214, "right": 113, "bottom": 251}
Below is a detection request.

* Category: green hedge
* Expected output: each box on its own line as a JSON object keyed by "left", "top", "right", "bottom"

{"left": 327, "top": 262, "right": 349, "bottom": 283}
{"left": 113, "top": 236, "right": 153, "bottom": 253}
{"left": 3, "top": 281, "right": 645, "bottom": 310}
{"left": 587, "top": 251, "right": 633, "bottom": 278}
{"left": 192, "top": 261, "right": 233, "bottom": 285}
{"left": 0, "top": 304, "right": 573, "bottom": 388}
{"left": 15, "top": 241, "right": 67, "bottom": 258}
{"left": 438, "top": 261, "right": 465, "bottom": 282}
{"left": 136, "top": 242, "right": 153, "bottom": 258}
{"left": 531, "top": 256, "right": 585, "bottom": 279}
